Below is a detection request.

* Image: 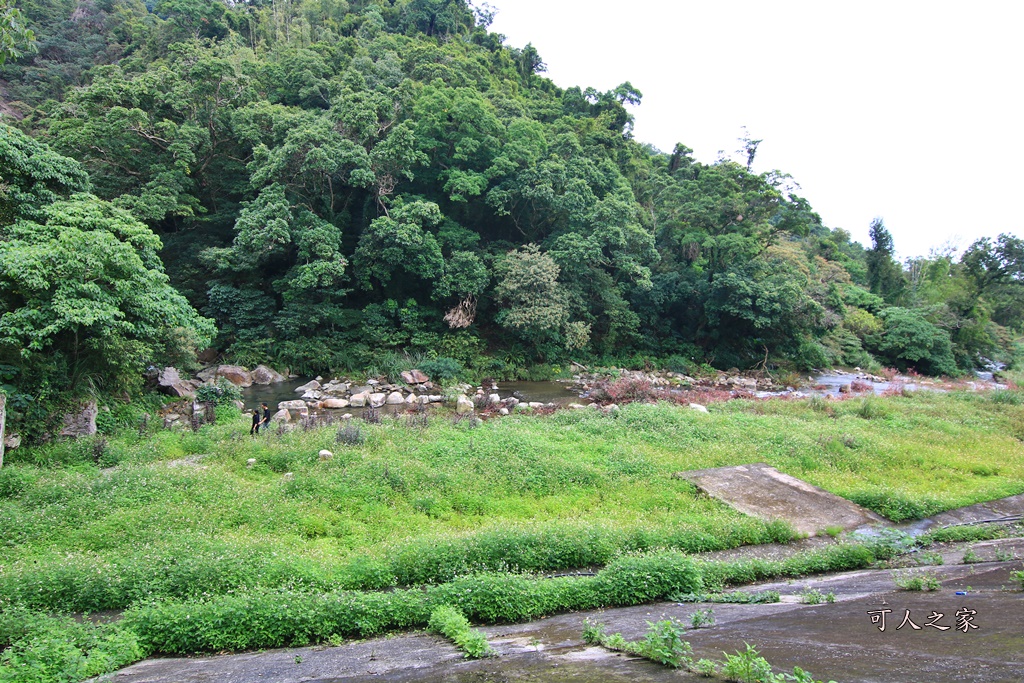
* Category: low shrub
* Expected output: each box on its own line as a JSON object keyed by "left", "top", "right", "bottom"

{"left": 671, "top": 590, "right": 780, "bottom": 605}
{"left": 847, "top": 491, "right": 944, "bottom": 522}
{"left": 893, "top": 570, "right": 941, "bottom": 591}
{"left": 0, "top": 606, "right": 143, "bottom": 683}
{"left": 584, "top": 619, "right": 692, "bottom": 669}
{"left": 123, "top": 550, "right": 702, "bottom": 654}
{"left": 427, "top": 605, "right": 493, "bottom": 658}
{"left": 721, "top": 643, "right": 776, "bottom": 682}
{"left": 917, "top": 524, "right": 1006, "bottom": 546}
{"left": 699, "top": 544, "right": 877, "bottom": 590}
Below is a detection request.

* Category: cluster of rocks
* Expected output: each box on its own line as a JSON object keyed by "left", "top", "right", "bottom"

{"left": 271, "top": 373, "right": 562, "bottom": 422}
{"left": 569, "top": 368, "right": 774, "bottom": 394}
{"left": 156, "top": 364, "right": 288, "bottom": 398}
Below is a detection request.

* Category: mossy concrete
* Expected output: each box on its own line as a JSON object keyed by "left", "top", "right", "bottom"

{"left": 676, "top": 463, "right": 887, "bottom": 536}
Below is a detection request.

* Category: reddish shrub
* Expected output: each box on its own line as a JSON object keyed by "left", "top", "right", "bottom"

{"left": 881, "top": 380, "right": 908, "bottom": 397}
{"left": 591, "top": 377, "right": 657, "bottom": 405}
{"left": 849, "top": 380, "right": 873, "bottom": 393}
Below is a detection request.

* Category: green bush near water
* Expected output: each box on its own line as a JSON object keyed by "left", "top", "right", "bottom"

{"left": 427, "top": 605, "right": 493, "bottom": 658}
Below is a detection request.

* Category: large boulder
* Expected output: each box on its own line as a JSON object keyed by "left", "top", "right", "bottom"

{"left": 277, "top": 400, "right": 307, "bottom": 411}
{"left": 401, "top": 369, "right": 430, "bottom": 385}
{"left": 323, "top": 382, "right": 349, "bottom": 395}
{"left": 456, "top": 395, "right": 474, "bottom": 414}
{"left": 196, "top": 366, "right": 219, "bottom": 382}
{"left": 271, "top": 409, "right": 291, "bottom": 423}
{"left": 294, "top": 380, "right": 321, "bottom": 394}
{"left": 60, "top": 401, "right": 98, "bottom": 438}
{"left": 157, "top": 367, "right": 198, "bottom": 398}
{"left": 322, "top": 398, "right": 350, "bottom": 410}
{"left": 216, "top": 365, "right": 253, "bottom": 387}
{"left": 4, "top": 432, "right": 21, "bottom": 450}
{"left": 369, "top": 393, "right": 387, "bottom": 408}
{"left": 386, "top": 391, "right": 405, "bottom": 405}
{"left": 251, "top": 365, "right": 286, "bottom": 385}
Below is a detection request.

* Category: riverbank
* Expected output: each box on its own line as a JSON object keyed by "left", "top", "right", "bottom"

{"left": 2, "top": 389, "right": 1024, "bottom": 680}
{"left": 104, "top": 527, "right": 1024, "bottom": 683}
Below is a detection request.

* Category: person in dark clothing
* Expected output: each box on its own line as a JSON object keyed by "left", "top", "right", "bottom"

{"left": 261, "top": 403, "right": 272, "bottom": 432}
{"left": 250, "top": 409, "right": 261, "bottom": 435}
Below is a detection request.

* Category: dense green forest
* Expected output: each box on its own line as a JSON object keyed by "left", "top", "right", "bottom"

{"left": 2, "top": 0, "right": 1023, "bottom": 413}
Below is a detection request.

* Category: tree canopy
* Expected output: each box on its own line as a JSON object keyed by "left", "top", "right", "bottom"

{"left": 0, "top": 0, "right": 1019, "bottom": 385}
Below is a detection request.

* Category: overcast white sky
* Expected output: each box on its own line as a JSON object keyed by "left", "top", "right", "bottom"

{"left": 489, "top": 0, "right": 1023, "bottom": 259}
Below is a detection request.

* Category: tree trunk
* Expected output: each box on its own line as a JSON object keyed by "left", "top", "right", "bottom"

{"left": 0, "top": 393, "right": 6, "bottom": 469}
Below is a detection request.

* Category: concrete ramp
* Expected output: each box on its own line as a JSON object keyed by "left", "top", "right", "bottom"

{"left": 676, "top": 463, "right": 886, "bottom": 536}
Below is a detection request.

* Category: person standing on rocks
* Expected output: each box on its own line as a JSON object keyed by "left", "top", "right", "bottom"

{"left": 250, "top": 408, "right": 261, "bottom": 436}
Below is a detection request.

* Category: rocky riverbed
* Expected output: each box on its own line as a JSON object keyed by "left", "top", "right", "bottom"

{"left": 145, "top": 362, "right": 1010, "bottom": 433}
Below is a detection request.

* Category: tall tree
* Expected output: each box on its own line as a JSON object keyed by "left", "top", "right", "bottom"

{"left": 866, "top": 218, "right": 905, "bottom": 303}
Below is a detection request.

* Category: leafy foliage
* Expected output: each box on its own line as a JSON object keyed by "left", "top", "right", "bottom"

{"left": 0, "top": 0, "right": 1019, "bottom": 422}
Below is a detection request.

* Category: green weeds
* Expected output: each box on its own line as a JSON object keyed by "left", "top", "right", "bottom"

{"left": 583, "top": 618, "right": 692, "bottom": 668}
{"left": 894, "top": 570, "right": 942, "bottom": 591}
{"left": 1, "top": 393, "right": 1023, "bottom": 673}
{"left": 583, "top": 624, "right": 834, "bottom": 682}
{"left": 427, "top": 605, "right": 493, "bottom": 659}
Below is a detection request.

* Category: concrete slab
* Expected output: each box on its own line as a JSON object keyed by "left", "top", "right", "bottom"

{"left": 675, "top": 463, "right": 887, "bottom": 536}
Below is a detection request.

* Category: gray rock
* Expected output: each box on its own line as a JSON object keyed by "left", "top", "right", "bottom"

{"left": 369, "top": 393, "right": 387, "bottom": 408}
{"left": 499, "top": 408, "right": 509, "bottom": 416}
{"left": 277, "top": 400, "right": 307, "bottom": 411}
{"left": 349, "top": 392, "right": 368, "bottom": 408}
{"left": 405, "top": 393, "right": 417, "bottom": 404}
{"left": 246, "top": 458, "right": 256, "bottom": 468}
{"left": 689, "top": 403, "right": 709, "bottom": 414}
{"left": 295, "top": 380, "right": 321, "bottom": 394}
{"left": 318, "top": 449, "right": 333, "bottom": 461}
{"left": 322, "top": 398, "right": 350, "bottom": 410}
{"left": 60, "top": 401, "right": 98, "bottom": 438}
{"left": 4, "top": 432, "right": 21, "bottom": 450}
{"left": 385, "top": 391, "right": 405, "bottom": 405}
{"left": 367, "top": 379, "right": 379, "bottom": 386}
{"left": 401, "top": 369, "right": 430, "bottom": 385}
{"left": 352, "top": 385, "right": 373, "bottom": 396}
{"left": 528, "top": 402, "right": 544, "bottom": 409}
{"left": 271, "top": 409, "right": 291, "bottom": 423}
{"left": 301, "top": 390, "right": 322, "bottom": 400}
{"left": 488, "top": 393, "right": 501, "bottom": 405}
{"left": 251, "top": 365, "right": 286, "bottom": 385}
{"left": 456, "top": 395, "right": 474, "bottom": 414}
{"left": 216, "top": 365, "right": 253, "bottom": 388}
{"left": 196, "top": 366, "right": 219, "bottom": 383}
{"left": 157, "top": 367, "right": 198, "bottom": 398}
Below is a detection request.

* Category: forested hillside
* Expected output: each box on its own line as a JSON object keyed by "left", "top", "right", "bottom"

{"left": 2, "top": 0, "right": 1022, "bottom": 401}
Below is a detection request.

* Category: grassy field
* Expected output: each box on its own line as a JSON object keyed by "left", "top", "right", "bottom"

{"left": 2, "top": 389, "right": 1024, "bottom": 679}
